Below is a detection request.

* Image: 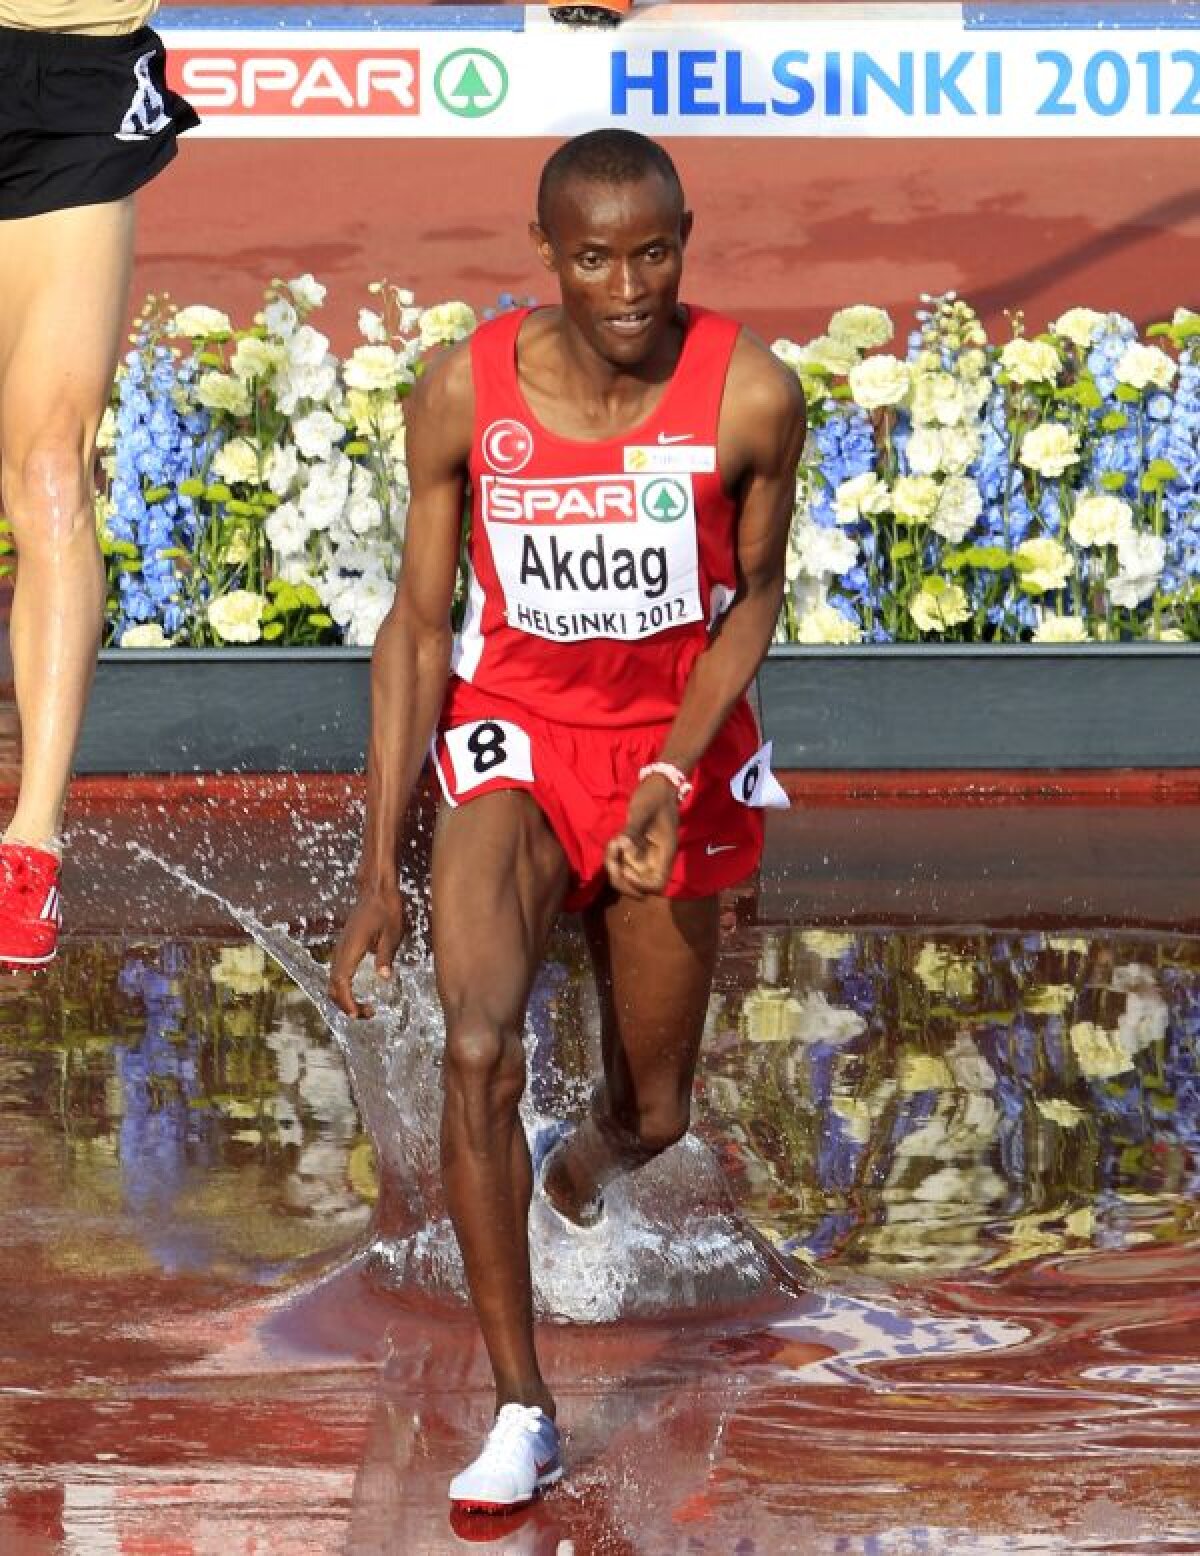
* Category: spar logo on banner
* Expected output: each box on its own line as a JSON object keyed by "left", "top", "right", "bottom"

{"left": 171, "top": 47, "right": 421, "bottom": 117}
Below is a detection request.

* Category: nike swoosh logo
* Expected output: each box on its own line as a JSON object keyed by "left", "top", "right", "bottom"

{"left": 657, "top": 432, "right": 693, "bottom": 445}
{"left": 705, "top": 843, "right": 737, "bottom": 856}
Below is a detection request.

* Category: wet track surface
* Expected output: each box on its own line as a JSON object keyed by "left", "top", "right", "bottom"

{"left": 1, "top": 789, "right": 1199, "bottom": 1552}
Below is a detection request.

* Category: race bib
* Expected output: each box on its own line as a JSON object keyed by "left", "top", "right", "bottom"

{"left": 479, "top": 472, "right": 703, "bottom": 643}
{"left": 730, "top": 741, "right": 790, "bottom": 810}
{"left": 444, "top": 718, "right": 534, "bottom": 795}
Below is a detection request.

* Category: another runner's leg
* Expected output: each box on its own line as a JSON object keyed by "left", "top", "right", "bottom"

{"left": 0, "top": 200, "right": 135, "bottom": 846}
{"left": 543, "top": 892, "right": 719, "bottom": 1225}
{"left": 432, "top": 789, "right": 569, "bottom": 1415}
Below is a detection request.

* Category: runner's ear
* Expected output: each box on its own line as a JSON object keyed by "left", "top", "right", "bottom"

{"left": 529, "top": 221, "right": 556, "bottom": 271}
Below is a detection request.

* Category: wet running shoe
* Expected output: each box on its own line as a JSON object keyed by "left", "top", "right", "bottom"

{"left": 0, "top": 843, "right": 61, "bottom": 967}
{"left": 448, "top": 1404, "right": 562, "bottom": 1513}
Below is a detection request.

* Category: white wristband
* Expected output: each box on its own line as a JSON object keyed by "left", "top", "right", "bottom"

{"left": 637, "top": 761, "right": 694, "bottom": 803}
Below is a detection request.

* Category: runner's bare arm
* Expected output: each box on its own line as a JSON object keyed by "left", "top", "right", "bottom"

{"left": 606, "top": 336, "right": 804, "bottom": 895}
{"left": 329, "top": 343, "right": 474, "bottom": 1016}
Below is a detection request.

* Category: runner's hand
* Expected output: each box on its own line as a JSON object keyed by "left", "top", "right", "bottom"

{"left": 605, "top": 776, "right": 680, "bottom": 897}
{"left": 328, "top": 882, "right": 407, "bottom": 1018}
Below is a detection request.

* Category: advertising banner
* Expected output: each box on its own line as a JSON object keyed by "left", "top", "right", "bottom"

{"left": 159, "top": 3, "right": 1200, "bottom": 137}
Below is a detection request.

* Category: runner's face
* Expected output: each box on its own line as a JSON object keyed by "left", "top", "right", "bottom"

{"left": 533, "top": 174, "right": 692, "bottom": 367}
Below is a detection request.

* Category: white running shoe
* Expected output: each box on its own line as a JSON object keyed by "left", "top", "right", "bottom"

{"left": 448, "top": 1403, "right": 563, "bottom": 1513}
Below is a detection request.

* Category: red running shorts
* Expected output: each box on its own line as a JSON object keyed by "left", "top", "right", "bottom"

{"left": 432, "top": 678, "right": 788, "bottom": 911}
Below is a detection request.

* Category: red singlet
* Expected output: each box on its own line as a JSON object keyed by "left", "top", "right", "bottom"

{"left": 452, "top": 305, "right": 741, "bottom": 725}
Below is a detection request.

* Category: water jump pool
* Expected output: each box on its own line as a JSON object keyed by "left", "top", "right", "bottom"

{"left": 2, "top": 782, "right": 1200, "bottom": 1553}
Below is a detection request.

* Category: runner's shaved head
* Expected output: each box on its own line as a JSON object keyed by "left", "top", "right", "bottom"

{"left": 537, "top": 129, "right": 685, "bottom": 233}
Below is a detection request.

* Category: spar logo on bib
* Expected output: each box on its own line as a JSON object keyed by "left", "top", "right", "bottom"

{"left": 479, "top": 472, "right": 703, "bottom": 643}
{"left": 482, "top": 419, "right": 534, "bottom": 475}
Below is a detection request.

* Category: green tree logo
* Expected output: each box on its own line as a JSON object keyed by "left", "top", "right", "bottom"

{"left": 642, "top": 479, "right": 689, "bottom": 523}
{"left": 434, "top": 49, "right": 509, "bottom": 119}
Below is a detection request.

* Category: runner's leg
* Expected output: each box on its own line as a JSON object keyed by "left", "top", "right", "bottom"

{"left": 0, "top": 199, "right": 135, "bottom": 845}
{"left": 544, "top": 891, "right": 719, "bottom": 1223}
{"left": 432, "top": 789, "right": 569, "bottom": 1416}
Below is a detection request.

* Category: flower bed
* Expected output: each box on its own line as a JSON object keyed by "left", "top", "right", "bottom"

{"left": 80, "top": 278, "right": 1200, "bottom": 649}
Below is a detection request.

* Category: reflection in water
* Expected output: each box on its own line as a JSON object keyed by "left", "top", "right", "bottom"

{"left": 2, "top": 917, "right": 1200, "bottom": 1551}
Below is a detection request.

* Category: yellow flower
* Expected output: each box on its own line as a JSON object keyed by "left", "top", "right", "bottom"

{"left": 196, "top": 371, "right": 252, "bottom": 417}
{"left": 419, "top": 300, "right": 477, "bottom": 348}
{"left": 212, "top": 943, "right": 270, "bottom": 996}
{"left": 1023, "top": 983, "right": 1077, "bottom": 1015}
{"left": 1052, "top": 307, "right": 1106, "bottom": 350}
{"left": 207, "top": 589, "right": 265, "bottom": 644}
{"left": 1070, "top": 1021, "right": 1133, "bottom": 1078}
{"left": 1115, "top": 343, "right": 1176, "bottom": 392}
{"left": 827, "top": 304, "right": 894, "bottom": 350}
{"left": 1069, "top": 493, "right": 1133, "bottom": 548}
{"left": 1000, "top": 337, "right": 1062, "bottom": 384}
{"left": 909, "top": 578, "right": 971, "bottom": 634}
{"left": 1036, "top": 1097, "right": 1086, "bottom": 1128}
{"left": 1019, "top": 424, "right": 1080, "bottom": 478}
{"left": 793, "top": 603, "right": 863, "bottom": 644}
{"left": 119, "top": 622, "right": 171, "bottom": 649}
{"left": 848, "top": 354, "right": 911, "bottom": 409}
{"left": 1033, "top": 614, "right": 1090, "bottom": 644}
{"left": 914, "top": 942, "right": 977, "bottom": 999}
{"left": 1016, "top": 536, "right": 1073, "bottom": 594}
{"left": 799, "top": 334, "right": 861, "bottom": 376}
{"left": 798, "top": 929, "right": 856, "bottom": 962}
{"left": 230, "top": 336, "right": 285, "bottom": 382}
{"left": 898, "top": 1050, "right": 955, "bottom": 1093}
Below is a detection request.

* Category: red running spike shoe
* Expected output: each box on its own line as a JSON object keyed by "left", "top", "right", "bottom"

{"left": 0, "top": 843, "right": 62, "bottom": 967}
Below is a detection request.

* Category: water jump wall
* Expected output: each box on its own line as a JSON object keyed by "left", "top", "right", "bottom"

{"left": 142, "top": 3, "right": 1200, "bottom": 346}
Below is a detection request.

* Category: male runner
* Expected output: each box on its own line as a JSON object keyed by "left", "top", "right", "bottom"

{"left": 330, "top": 129, "right": 805, "bottom": 1513}
{"left": 0, "top": 1, "right": 195, "bottom": 963}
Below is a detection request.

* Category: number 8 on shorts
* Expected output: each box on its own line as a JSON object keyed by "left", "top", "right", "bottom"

{"left": 445, "top": 719, "right": 535, "bottom": 795}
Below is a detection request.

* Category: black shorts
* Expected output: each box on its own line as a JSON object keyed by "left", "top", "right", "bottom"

{"left": 0, "top": 24, "right": 198, "bottom": 221}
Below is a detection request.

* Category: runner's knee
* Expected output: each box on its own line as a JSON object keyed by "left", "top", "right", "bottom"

{"left": 631, "top": 1100, "right": 690, "bottom": 1156}
{"left": 2, "top": 441, "right": 92, "bottom": 547}
{"left": 443, "top": 1015, "right": 527, "bottom": 1113}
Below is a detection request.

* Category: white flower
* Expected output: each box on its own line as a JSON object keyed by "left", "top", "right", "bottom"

{"left": 95, "top": 406, "right": 117, "bottom": 452}
{"left": 265, "top": 443, "right": 300, "bottom": 497}
{"left": 288, "top": 325, "right": 332, "bottom": 369}
{"left": 262, "top": 297, "right": 298, "bottom": 339}
{"left": 905, "top": 427, "right": 941, "bottom": 477}
{"left": 799, "top": 335, "right": 860, "bottom": 376}
{"left": 793, "top": 602, "right": 863, "bottom": 644}
{"left": 172, "top": 304, "right": 232, "bottom": 338}
{"left": 939, "top": 425, "right": 982, "bottom": 475}
{"left": 357, "top": 307, "right": 388, "bottom": 345}
{"left": 1019, "top": 423, "right": 1080, "bottom": 478}
{"left": 1110, "top": 530, "right": 1166, "bottom": 607}
{"left": 1052, "top": 307, "right": 1107, "bottom": 351}
{"left": 1033, "top": 613, "right": 1090, "bottom": 643}
{"left": 287, "top": 272, "right": 327, "bottom": 312}
{"left": 1016, "top": 536, "right": 1072, "bottom": 594}
{"left": 1000, "top": 337, "right": 1062, "bottom": 385}
{"left": 931, "top": 476, "right": 983, "bottom": 542}
{"left": 788, "top": 990, "right": 867, "bottom": 1046}
{"left": 195, "top": 371, "right": 251, "bottom": 417}
{"left": 1115, "top": 343, "right": 1176, "bottom": 392}
{"left": 299, "top": 459, "right": 351, "bottom": 531}
{"left": 292, "top": 409, "right": 347, "bottom": 463}
{"left": 275, "top": 360, "right": 338, "bottom": 414}
{"left": 1118, "top": 989, "right": 1168, "bottom": 1058}
{"left": 891, "top": 475, "right": 940, "bottom": 524}
{"left": 827, "top": 304, "right": 894, "bottom": 351}
{"left": 833, "top": 473, "right": 891, "bottom": 525}
{"left": 265, "top": 501, "right": 310, "bottom": 557}
{"left": 789, "top": 520, "right": 858, "bottom": 579}
{"left": 418, "top": 301, "right": 477, "bottom": 349}
{"left": 209, "top": 437, "right": 261, "bottom": 486}
{"left": 343, "top": 493, "right": 383, "bottom": 537}
{"left": 848, "top": 354, "right": 911, "bottom": 410}
{"left": 230, "top": 336, "right": 285, "bottom": 383}
{"left": 344, "top": 344, "right": 406, "bottom": 394}
{"left": 119, "top": 622, "right": 171, "bottom": 648}
{"left": 910, "top": 579, "right": 971, "bottom": 634}
{"left": 319, "top": 567, "right": 395, "bottom": 645}
{"left": 1069, "top": 493, "right": 1134, "bottom": 548}
{"left": 910, "top": 371, "right": 967, "bottom": 428}
{"left": 1151, "top": 625, "right": 1188, "bottom": 641}
{"left": 207, "top": 589, "right": 265, "bottom": 644}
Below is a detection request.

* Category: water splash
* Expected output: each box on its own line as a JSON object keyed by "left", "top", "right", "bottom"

{"left": 127, "top": 842, "right": 793, "bottom": 1323}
